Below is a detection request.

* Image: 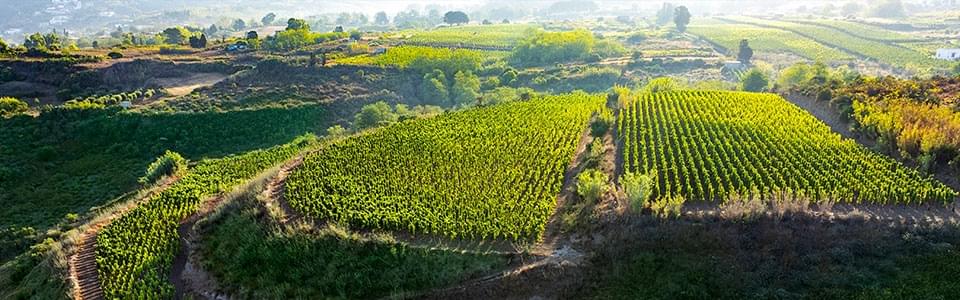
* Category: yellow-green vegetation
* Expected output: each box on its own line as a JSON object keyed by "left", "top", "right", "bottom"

{"left": 96, "top": 137, "right": 313, "bottom": 298}
{"left": 618, "top": 90, "right": 955, "bottom": 204}
{"left": 286, "top": 93, "right": 605, "bottom": 240}
{"left": 688, "top": 24, "right": 852, "bottom": 61}
{"left": 336, "top": 45, "right": 493, "bottom": 74}
{"left": 405, "top": 24, "right": 539, "bottom": 48}
{"left": 0, "top": 97, "right": 28, "bottom": 118}
{"left": 722, "top": 16, "right": 949, "bottom": 73}
{"left": 802, "top": 19, "right": 916, "bottom": 41}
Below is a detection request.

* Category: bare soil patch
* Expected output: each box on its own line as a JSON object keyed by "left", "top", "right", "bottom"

{"left": 153, "top": 73, "right": 230, "bottom": 97}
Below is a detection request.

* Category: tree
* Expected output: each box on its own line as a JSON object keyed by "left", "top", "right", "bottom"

{"left": 162, "top": 27, "right": 191, "bottom": 45}
{"left": 443, "top": 11, "right": 469, "bottom": 25}
{"left": 419, "top": 70, "right": 449, "bottom": 106}
{"left": 246, "top": 31, "right": 259, "bottom": 40}
{"left": 198, "top": 34, "right": 208, "bottom": 48}
{"left": 482, "top": 19, "right": 493, "bottom": 25}
{"left": 740, "top": 69, "right": 769, "bottom": 92}
{"left": 737, "top": 39, "right": 754, "bottom": 64}
{"left": 232, "top": 19, "right": 247, "bottom": 31}
{"left": 262, "top": 13, "right": 277, "bottom": 26}
{"left": 0, "top": 97, "right": 28, "bottom": 118}
{"left": 287, "top": 18, "right": 310, "bottom": 31}
{"left": 24, "top": 33, "right": 46, "bottom": 50}
{"left": 452, "top": 71, "right": 480, "bottom": 107}
{"left": 869, "top": 0, "right": 907, "bottom": 18}
{"left": 349, "top": 30, "right": 362, "bottom": 41}
{"left": 673, "top": 6, "right": 691, "bottom": 32}
{"left": 375, "top": 11, "right": 390, "bottom": 25}
{"left": 354, "top": 101, "right": 398, "bottom": 130}
{"left": 656, "top": 3, "right": 676, "bottom": 26}
{"left": 841, "top": 2, "right": 863, "bottom": 16}
{"left": 0, "top": 37, "right": 7, "bottom": 53}
{"left": 206, "top": 24, "right": 219, "bottom": 36}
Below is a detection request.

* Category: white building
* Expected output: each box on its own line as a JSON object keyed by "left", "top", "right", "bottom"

{"left": 936, "top": 48, "right": 960, "bottom": 60}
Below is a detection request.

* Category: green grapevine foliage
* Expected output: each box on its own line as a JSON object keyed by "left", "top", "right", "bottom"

{"left": 618, "top": 90, "right": 956, "bottom": 204}
{"left": 95, "top": 138, "right": 312, "bottom": 298}
{"left": 285, "top": 93, "right": 605, "bottom": 241}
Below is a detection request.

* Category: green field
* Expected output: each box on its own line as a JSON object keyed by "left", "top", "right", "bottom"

{"left": 404, "top": 24, "right": 539, "bottom": 48}
{"left": 285, "top": 93, "right": 604, "bottom": 240}
{"left": 618, "top": 90, "right": 955, "bottom": 204}
{"left": 96, "top": 138, "right": 312, "bottom": 298}
{"left": 688, "top": 24, "right": 853, "bottom": 61}
{"left": 721, "top": 16, "right": 949, "bottom": 73}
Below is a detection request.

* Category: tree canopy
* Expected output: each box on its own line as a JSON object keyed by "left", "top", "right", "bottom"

{"left": 673, "top": 6, "right": 691, "bottom": 32}
{"left": 287, "top": 18, "right": 310, "bottom": 31}
{"left": 375, "top": 11, "right": 390, "bottom": 25}
{"left": 737, "top": 39, "right": 753, "bottom": 64}
{"left": 740, "top": 69, "right": 769, "bottom": 92}
{"left": 262, "top": 13, "right": 277, "bottom": 26}
{"left": 444, "top": 11, "right": 470, "bottom": 25}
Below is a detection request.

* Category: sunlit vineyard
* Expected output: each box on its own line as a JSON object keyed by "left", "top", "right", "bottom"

{"left": 404, "top": 24, "right": 539, "bottom": 48}
{"left": 688, "top": 24, "right": 852, "bottom": 61}
{"left": 285, "top": 93, "right": 605, "bottom": 240}
{"left": 720, "top": 16, "right": 949, "bottom": 73}
{"left": 799, "top": 19, "right": 916, "bottom": 42}
{"left": 618, "top": 90, "right": 956, "bottom": 204}
{"left": 95, "top": 138, "right": 313, "bottom": 298}
{"left": 335, "top": 45, "right": 498, "bottom": 69}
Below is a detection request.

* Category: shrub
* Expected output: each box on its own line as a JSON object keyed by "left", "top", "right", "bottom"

{"left": 577, "top": 168, "right": 610, "bottom": 204}
{"left": 107, "top": 51, "right": 123, "bottom": 59}
{"left": 591, "top": 108, "right": 614, "bottom": 137}
{"left": 649, "top": 194, "right": 685, "bottom": 219}
{"left": 138, "top": 150, "right": 187, "bottom": 185}
{"left": 643, "top": 77, "right": 678, "bottom": 93}
{"left": 0, "top": 97, "right": 28, "bottom": 117}
{"left": 740, "top": 68, "right": 769, "bottom": 92}
{"left": 621, "top": 170, "right": 656, "bottom": 213}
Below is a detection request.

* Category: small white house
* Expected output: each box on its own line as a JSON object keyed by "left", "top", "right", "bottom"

{"left": 936, "top": 48, "right": 960, "bottom": 61}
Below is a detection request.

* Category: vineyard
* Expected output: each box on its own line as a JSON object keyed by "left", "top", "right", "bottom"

{"left": 618, "top": 90, "right": 956, "bottom": 204}
{"left": 335, "top": 45, "right": 495, "bottom": 70}
{"left": 688, "top": 24, "right": 852, "bottom": 61}
{"left": 719, "top": 16, "right": 949, "bottom": 73}
{"left": 797, "top": 19, "right": 917, "bottom": 42}
{"left": 285, "top": 93, "right": 605, "bottom": 241}
{"left": 95, "top": 137, "right": 313, "bottom": 298}
{"left": 403, "top": 24, "right": 539, "bottom": 48}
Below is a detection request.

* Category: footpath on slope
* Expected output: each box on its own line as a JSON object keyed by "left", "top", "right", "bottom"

{"left": 68, "top": 176, "right": 180, "bottom": 300}
{"left": 423, "top": 97, "right": 624, "bottom": 299}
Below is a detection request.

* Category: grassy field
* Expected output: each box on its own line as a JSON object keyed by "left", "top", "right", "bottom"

{"left": 403, "top": 24, "right": 539, "bottom": 48}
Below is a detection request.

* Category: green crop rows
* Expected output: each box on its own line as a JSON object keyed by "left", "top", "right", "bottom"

{"left": 404, "top": 24, "right": 538, "bottom": 48}
{"left": 95, "top": 138, "right": 312, "bottom": 298}
{"left": 688, "top": 24, "right": 853, "bottom": 61}
{"left": 618, "top": 90, "right": 956, "bottom": 204}
{"left": 723, "top": 16, "right": 949, "bottom": 73}
{"left": 285, "top": 93, "right": 604, "bottom": 240}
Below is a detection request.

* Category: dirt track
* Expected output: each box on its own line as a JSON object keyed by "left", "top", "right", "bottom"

{"left": 69, "top": 176, "right": 180, "bottom": 300}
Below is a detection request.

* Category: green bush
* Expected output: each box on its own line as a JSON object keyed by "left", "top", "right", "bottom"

{"left": 138, "top": 150, "right": 187, "bottom": 185}
{"left": 577, "top": 168, "right": 610, "bottom": 204}
{"left": 0, "top": 97, "right": 28, "bottom": 118}
{"left": 591, "top": 108, "right": 614, "bottom": 137}
{"left": 621, "top": 170, "right": 657, "bottom": 212}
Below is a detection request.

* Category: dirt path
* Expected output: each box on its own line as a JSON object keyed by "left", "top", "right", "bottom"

{"left": 170, "top": 194, "right": 231, "bottom": 300}
{"left": 261, "top": 155, "right": 305, "bottom": 226}
{"left": 69, "top": 176, "right": 179, "bottom": 300}
{"left": 156, "top": 73, "right": 230, "bottom": 97}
